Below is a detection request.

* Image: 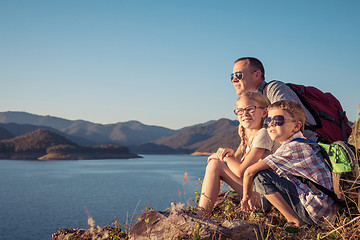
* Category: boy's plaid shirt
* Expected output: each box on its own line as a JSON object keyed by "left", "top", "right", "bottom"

{"left": 263, "top": 132, "right": 335, "bottom": 226}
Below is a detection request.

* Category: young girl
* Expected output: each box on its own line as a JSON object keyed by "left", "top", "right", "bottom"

{"left": 197, "top": 91, "right": 280, "bottom": 216}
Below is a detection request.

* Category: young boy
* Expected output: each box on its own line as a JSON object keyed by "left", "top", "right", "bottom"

{"left": 241, "top": 100, "right": 337, "bottom": 228}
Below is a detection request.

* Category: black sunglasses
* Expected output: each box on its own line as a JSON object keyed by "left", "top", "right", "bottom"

{"left": 264, "top": 115, "right": 296, "bottom": 128}
{"left": 230, "top": 71, "right": 243, "bottom": 82}
{"left": 234, "top": 105, "right": 263, "bottom": 116}
{"left": 231, "top": 70, "right": 259, "bottom": 82}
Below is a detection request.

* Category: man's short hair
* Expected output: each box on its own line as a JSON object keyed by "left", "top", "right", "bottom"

{"left": 268, "top": 100, "right": 305, "bottom": 133}
{"left": 234, "top": 57, "right": 265, "bottom": 81}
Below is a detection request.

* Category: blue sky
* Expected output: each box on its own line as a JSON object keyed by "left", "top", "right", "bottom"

{"left": 1, "top": 0, "right": 359, "bottom": 130}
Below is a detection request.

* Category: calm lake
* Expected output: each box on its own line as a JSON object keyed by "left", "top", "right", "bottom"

{"left": 0, "top": 155, "right": 208, "bottom": 240}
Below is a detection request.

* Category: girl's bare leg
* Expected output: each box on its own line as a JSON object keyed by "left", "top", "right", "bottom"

{"left": 198, "top": 160, "right": 222, "bottom": 216}
{"left": 198, "top": 158, "right": 261, "bottom": 216}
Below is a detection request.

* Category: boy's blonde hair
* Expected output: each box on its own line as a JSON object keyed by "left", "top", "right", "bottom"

{"left": 237, "top": 91, "right": 270, "bottom": 161}
{"left": 268, "top": 100, "right": 305, "bottom": 133}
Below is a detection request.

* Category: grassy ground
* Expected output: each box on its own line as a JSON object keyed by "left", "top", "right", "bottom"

{"left": 203, "top": 190, "right": 360, "bottom": 240}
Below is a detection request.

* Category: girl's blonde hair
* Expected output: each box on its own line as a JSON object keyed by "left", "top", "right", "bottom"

{"left": 236, "top": 91, "right": 270, "bottom": 161}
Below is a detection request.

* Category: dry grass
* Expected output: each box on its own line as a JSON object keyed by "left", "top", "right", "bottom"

{"left": 349, "top": 111, "right": 360, "bottom": 150}
{"left": 205, "top": 189, "right": 360, "bottom": 240}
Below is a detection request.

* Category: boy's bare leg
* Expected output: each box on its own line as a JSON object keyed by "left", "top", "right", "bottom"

{"left": 265, "top": 192, "right": 305, "bottom": 227}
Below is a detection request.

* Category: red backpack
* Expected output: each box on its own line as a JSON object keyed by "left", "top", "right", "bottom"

{"left": 286, "top": 83, "right": 352, "bottom": 143}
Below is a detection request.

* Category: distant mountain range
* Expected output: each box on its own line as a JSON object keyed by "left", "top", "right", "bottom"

{"left": 0, "top": 111, "right": 240, "bottom": 154}
{"left": 0, "top": 111, "right": 178, "bottom": 145}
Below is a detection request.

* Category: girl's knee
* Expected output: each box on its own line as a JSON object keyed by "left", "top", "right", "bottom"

{"left": 206, "top": 159, "right": 225, "bottom": 174}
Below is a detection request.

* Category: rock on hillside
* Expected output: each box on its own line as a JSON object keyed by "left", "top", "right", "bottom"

{"left": 128, "top": 202, "right": 260, "bottom": 240}
{"left": 51, "top": 202, "right": 260, "bottom": 240}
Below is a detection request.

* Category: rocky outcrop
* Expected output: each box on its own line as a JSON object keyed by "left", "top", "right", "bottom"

{"left": 128, "top": 202, "right": 260, "bottom": 240}
{"left": 52, "top": 202, "right": 261, "bottom": 240}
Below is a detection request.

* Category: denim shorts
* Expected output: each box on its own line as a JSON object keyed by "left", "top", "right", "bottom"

{"left": 253, "top": 170, "right": 314, "bottom": 225}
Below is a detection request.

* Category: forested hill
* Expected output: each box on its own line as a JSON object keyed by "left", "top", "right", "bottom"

{"left": 0, "top": 129, "right": 139, "bottom": 160}
{"left": 0, "top": 129, "right": 77, "bottom": 151}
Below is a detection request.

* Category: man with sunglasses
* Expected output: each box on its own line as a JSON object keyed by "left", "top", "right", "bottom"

{"left": 231, "top": 57, "right": 318, "bottom": 140}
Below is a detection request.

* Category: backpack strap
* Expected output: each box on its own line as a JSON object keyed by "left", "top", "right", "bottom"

{"left": 291, "top": 138, "right": 317, "bottom": 144}
{"left": 293, "top": 175, "right": 340, "bottom": 203}
{"left": 292, "top": 138, "right": 333, "bottom": 171}
{"left": 338, "top": 111, "right": 349, "bottom": 142}
{"left": 291, "top": 138, "right": 341, "bottom": 203}
{"left": 318, "top": 111, "right": 348, "bottom": 142}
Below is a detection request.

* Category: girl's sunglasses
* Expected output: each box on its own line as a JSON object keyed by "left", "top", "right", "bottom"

{"left": 230, "top": 71, "right": 243, "bottom": 82}
{"left": 234, "top": 105, "right": 263, "bottom": 116}
{"left": 264, "top": 115, "right": 296, "bottom": 128}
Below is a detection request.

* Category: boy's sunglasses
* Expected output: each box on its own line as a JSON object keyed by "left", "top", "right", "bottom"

{"left": 230, "top": 71, "right": 243, "bottom": 82}
{"left": 264, "top": 115, "right": 296, "bottom": 128}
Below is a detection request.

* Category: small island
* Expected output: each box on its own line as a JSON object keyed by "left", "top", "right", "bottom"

{"left": 0, "top": 129, "right": 141, "bottom": 160}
